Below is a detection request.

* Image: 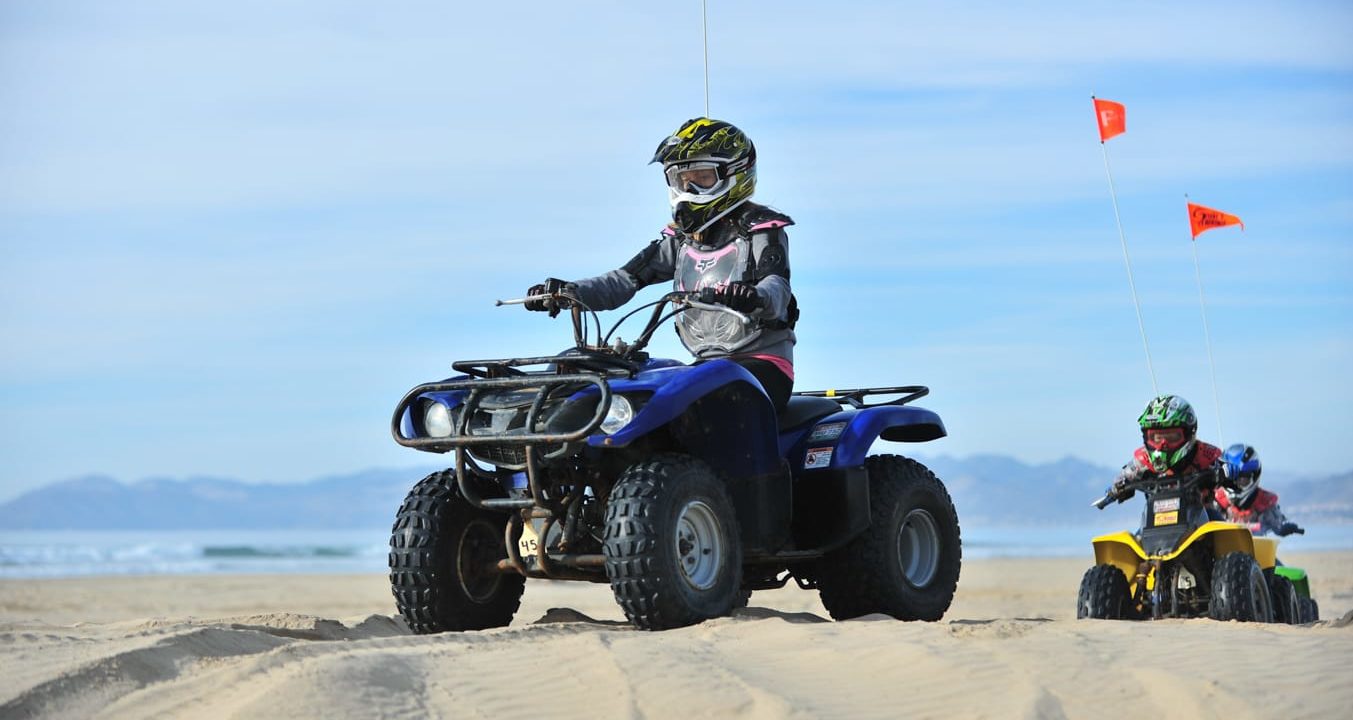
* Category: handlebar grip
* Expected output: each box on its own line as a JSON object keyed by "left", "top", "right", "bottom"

{"left": 1092, "top": 486, "right": 1120, "bottom": 509}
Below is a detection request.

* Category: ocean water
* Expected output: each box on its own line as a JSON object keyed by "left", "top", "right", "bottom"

{"left": 1, "top": 525, "right": 1350, "bottom": 579}
{"left": 0, "top": 529, "right": 389, "bottom": 579}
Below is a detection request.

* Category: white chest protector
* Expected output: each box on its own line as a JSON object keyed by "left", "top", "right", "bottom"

{"left": 672, "top": 238, "right": 762, "bottom": 356}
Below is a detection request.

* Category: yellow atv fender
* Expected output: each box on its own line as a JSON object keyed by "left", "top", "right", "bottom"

{"left": 1092, "top": 522, "right": 1272, "bottom": 594}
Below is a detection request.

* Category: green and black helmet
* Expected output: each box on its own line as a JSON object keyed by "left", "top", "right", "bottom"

{"left": 1138, "top": 394, "right": 1199, "bottom": 473}
{"left": 651, "top": 117, "right": 756, "bottom": 234}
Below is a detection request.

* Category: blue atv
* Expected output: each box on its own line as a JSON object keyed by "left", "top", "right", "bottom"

{"left": 389, "top": 290, "right": 961, "bottom": 631}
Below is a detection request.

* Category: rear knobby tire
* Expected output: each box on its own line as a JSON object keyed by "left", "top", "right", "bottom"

{"left": 1077, "top": 564, "right": 1134, "bottom": 620}
{"left": 1266, "top": 572, "right": 1300, "bottom": 625}
{"left": 603, "top": 454, "right": 742, "bottom": 631}
{"left": 1298, "top": 596, "right": 1320, "bottom": 624}
{"left": 1209, "top": 551, "right": 1273, "bottom": 623}
{"left": 816, "top": 455, "right": 961, "bottom": 621}
{"left": 389, "top": 471, "right": 524, "bottom": 633}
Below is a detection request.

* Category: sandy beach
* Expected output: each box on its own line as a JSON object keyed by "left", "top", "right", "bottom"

{"left": 2, "top": 552, "right": 1351, "bottom": 719}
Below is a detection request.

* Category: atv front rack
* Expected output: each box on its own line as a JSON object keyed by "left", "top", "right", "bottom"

{"left": 391, "top": 371, "right": 613, "bottom": 451}
{"left": 390, "top": 367, "right": 620, "bottom": 512}
{"left": 794, "top": 385, "right": 929, "bottom": 410}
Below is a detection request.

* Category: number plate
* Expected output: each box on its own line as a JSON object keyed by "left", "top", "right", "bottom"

{"left": 1153, "top": 511, "right": 1179, "bottom": 526}
{"left": 518, "top": 520, "right": 540, "bottom": 558}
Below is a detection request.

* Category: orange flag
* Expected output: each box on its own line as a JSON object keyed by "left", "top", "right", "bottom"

{"left": 1093, "top": 97, "right": 1126, "bottom": 142}
{"left": 1187, "top": 202, "right": 1245, "bottom": 239}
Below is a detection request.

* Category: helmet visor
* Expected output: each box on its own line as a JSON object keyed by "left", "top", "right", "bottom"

{"left": 1144, "top": 427, "right": 1187, "bottom": 452}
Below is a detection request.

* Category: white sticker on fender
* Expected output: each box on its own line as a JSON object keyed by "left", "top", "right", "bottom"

{"left": 804, "top": 447, "right": 834, "bottom": 469}
{"left": 808, "top": 422, "right": 847, "bottom": 442}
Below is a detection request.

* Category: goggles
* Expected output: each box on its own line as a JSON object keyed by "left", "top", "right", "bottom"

{"left": 1144, "top": 427, "right": 1187, "bottom": 452}
{"left": 664, "top": 162, "right": 727, "bottom": 195}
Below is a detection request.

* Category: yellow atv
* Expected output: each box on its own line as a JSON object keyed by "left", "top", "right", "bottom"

{"left": 1077, "top": 469, "right": 1310, "bottom": 623}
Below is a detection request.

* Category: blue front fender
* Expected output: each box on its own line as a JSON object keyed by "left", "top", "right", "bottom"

{"left": 589, "top": 359, "right": 768, "bottom": 447}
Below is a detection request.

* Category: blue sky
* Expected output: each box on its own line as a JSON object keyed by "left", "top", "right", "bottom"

{"left": 2, "top": 1, "right": 1350, "bottom": 500}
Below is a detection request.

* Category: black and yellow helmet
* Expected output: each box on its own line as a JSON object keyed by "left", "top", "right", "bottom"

{"left": 651, "top": 117, "right": 756, "bottom": 234}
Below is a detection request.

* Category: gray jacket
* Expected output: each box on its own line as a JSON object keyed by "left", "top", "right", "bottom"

{"left": 567, "top": 202, "right": 796, "bottom": 367}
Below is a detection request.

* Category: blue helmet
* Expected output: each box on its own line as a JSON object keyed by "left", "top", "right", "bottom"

{"left": 1220, "top": 443, "right": 1262, "bottom": 509}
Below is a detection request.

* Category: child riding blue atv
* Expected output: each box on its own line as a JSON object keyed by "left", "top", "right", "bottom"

{"left": 525, "top": 117, "right": 798, "bottom": 412}
{"left": 387, "top": 118, "right": 962, "bottom": 632}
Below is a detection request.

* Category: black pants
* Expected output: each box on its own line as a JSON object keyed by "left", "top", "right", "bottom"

{"left": 730, "top": 357, "right": 793, "bottom": 413}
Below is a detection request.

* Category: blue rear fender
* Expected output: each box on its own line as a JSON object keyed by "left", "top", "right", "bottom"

{"left": 790, "top": 405, "right": 946, "bottom": 472}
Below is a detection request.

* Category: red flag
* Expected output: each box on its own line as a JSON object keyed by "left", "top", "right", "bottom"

{"left": 1187, "top": 202, "right": 1244, "bottom": 239}
{"left": 1093, "top": 98, "right": 1126, "bottom": 142}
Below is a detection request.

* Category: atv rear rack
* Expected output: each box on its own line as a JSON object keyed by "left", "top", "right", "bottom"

{"left": 794, "top": 385, "right": 929, "bottom": 409}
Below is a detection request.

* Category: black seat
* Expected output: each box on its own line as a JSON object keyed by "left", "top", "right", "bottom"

{"left": 777, "top": 395, "right": 842, "bottom": 431}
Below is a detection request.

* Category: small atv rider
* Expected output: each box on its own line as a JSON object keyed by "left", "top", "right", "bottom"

{"left": 524, "top": 117, "right": 797, "bottom": 411}
{"left": 1215, "top": 443, "right": 1305, "bottom": 537}
{"left": 1111, "top": 395, "right": 1224, "bottom": 504}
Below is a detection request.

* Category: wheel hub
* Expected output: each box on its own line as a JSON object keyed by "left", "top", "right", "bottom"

{"left": 675, "top": 500, "right": 723, "bottom": 591}
{"left": 897, "top": 508, "right": 941, "bottom": 588}
{"left": 457, "top": 519, "right": 504, "bottom": 602}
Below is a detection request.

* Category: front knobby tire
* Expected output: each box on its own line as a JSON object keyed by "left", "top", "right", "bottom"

{"left": 603, "top": 454, "right": 742, "bottom": 631}
{"left": 816, "top": 455, "right": 961, "bottom": 621}
{"left": 389, "top": 471, "right": 524, "bottom": 633}
{"left": 1077, "top": 564, "right": 1134, "bottom": 620}
{"left": 1267, "top": 572, "right": 1301, "bottom": 625}
{"left": 1209, "top": 551, "right": 1274, "bottom": 623}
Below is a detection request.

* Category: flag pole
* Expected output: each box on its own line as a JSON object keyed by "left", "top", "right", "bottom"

{"left": 1094, "top": 96, "right": 1158, "bottom": 396}
{"left": 1186, "top": 194, "right": 1225, "bottom": 447}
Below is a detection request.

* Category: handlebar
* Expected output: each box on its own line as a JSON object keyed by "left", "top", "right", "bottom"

{"left": 499, "top": 291, "right": 752, "bottom": 320}
{"left": 495, "top": 290, "right": 754, "bottom": 362}
{"left": 495, "top": 295, "right": 543, "bottom": 307}
{"left": 681, "top": 296, "right": 754, "bottom": 324}
{"left": 1090, "top": 467, "right": 1221, "bottom": 510}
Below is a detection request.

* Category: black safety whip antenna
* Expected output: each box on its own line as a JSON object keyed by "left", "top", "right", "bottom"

{"left": 701, "top": 0, "right": 710, "bottom": 116}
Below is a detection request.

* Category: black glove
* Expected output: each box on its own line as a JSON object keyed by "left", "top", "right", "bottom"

{"left": 525, "top": 278, "right": 569, "bottom": 317}
{"left": 697, "top": 282, "right": 761, "bottom": 314}
{"left": 1277, "top": 522, "right": 1305, "bottom": 537}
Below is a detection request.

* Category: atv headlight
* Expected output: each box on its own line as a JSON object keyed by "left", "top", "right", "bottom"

{"left": 599, "top": 395, "right": 634, "bottom": 435}
{"left": 424, "top": 402, "right": 453, "bottom": 438}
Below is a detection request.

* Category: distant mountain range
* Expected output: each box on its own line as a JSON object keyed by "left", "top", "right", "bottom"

{"left": 916, "top": 454, "right": 1353, "bottom": 527}
{"left": 1, "top": 455, "right": 1349, "bottom": 530}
